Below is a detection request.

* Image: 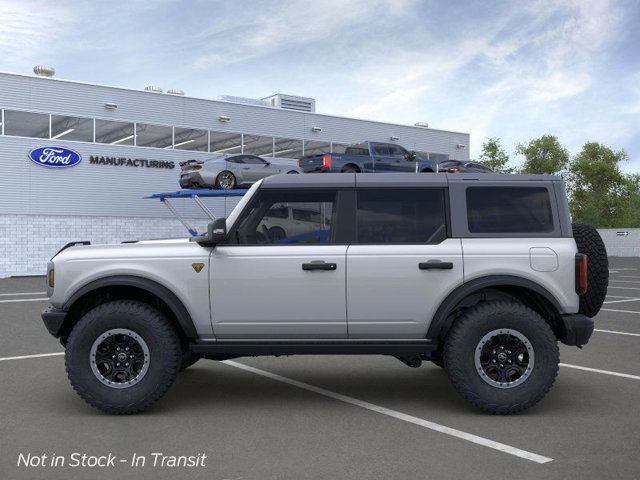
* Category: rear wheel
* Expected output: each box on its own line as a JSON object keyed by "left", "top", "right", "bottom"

{"left": 215, "top": 171, "right": 236, "bottom": 190}
{"left": 268, "top": 226, "right": 287, "bottom": 242}
{"left": 65, "top": 300, "right": 181, "bottom": 414}
{"left": 287, "top": 170, "right": 299, "bottom": 174}
{"left": 341, "top": 165, "right": 359, "bottom": 173}
{"left": 444, "top": 301, "right": 559, "bottom": 414}
{"left": 572, "top": 223, "right": 608, "bottom": 317}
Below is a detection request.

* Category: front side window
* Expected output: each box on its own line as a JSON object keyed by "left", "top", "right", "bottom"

{"left": 466, "top": 187, "right": 554, "bottom": 233}
{"left": 242, "top": 155, "right": 267, "bottom": 165}
{"left": 356, "top": 189, "right": 447, "bottom": 244}
{"left": 388, "top": 145, "right": 408, "bottom": 158}
{"left": 233, "top": 190, "right": 335, "bottom": 245}
{"left": 373, "top": 144, "right": 391, "bottom": 156}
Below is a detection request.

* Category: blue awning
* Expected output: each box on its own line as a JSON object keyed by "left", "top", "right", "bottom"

{"left": 145, "top": 189, "right": 247, "bottom": 200}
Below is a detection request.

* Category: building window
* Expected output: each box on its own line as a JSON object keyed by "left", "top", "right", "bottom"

{"left": 173, "top": 127, "right": 208, "bottom": 151}
{"left": 303, "top": 140, "right": 330, "bottom": 156}
{"left": 3, "top": 110, "right": 49, "bottom": 138}
{"left": 243, "top": 135, "right": 274, "bottom": 156}
{"left": 210, "top": 131, "right": 242, "bottom": 154}
{"left": 331, "top": 143, "right": 349, "bottom": 154}
{"left": 50, "top": 115, "right": 94, "bottom": 142}
{"left": 135, "top": 123, "right": 173, "bottom": 149}
{"left": 466, "top": 187, "right": 554, "bottom": 233}
{"left": 273, "top": 137, "right": 303, "bottom": 158}
{"left": 95, "top": 119, "right": 135, "bottom": 145}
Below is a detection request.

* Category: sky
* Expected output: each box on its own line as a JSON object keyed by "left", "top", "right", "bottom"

{"left": 1, "top": 0, "right": 639, "bottom": 171}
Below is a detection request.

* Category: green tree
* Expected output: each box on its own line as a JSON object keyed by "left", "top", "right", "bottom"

{"left": 478, "top": 137, "right": 513, "bottom": 173}
{"left": 516, "top": 135, "right": 569, "bottom": 175}
{"left": 619, "top": 174, "right": 640, "bottom": 228}
{"left": 568, "top": 142, "right": 629, "bottom": 227}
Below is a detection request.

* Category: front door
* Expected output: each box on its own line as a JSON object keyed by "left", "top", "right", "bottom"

{"left": 346, "top": 187, "right": 463, "bottom": 338}
{"left": 210, "top": 188, "right": 347, "bottom": 338}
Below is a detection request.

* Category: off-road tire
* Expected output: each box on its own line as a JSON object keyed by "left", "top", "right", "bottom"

{"left": 65, "top": 300, "right": 181, "bottom": 414}
{"left": 572, "top": 223, "right": 608, "bottom": 318}
{"left": 444, "top": 301, "right": 559, "bottom": 414}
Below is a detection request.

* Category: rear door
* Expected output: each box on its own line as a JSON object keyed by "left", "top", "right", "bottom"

{"left": 346, "top": 186, "right": 463, "bottom": 338}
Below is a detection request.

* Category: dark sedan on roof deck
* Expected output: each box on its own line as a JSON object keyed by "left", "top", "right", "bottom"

{"left": 179, "top": 154, "right": 302, "bottom": 190}
{"left": 438, "top": 160, "right": 493, "bottom": 173}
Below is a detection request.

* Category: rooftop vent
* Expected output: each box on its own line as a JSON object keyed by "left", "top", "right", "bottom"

{"left": 262, "top": 93, "right": 316, "bottom": 113}
{"left": 167, "top": 89, "right": 184, "bottom": 96}
{"left": 144, "top": 85, "right": 163, "bottom": 93}
{"left": 414, "top": 122, "right": 429, "bottom": 128}
{"left": 217, "top": 95, "right": 270, "bottom": 107}
{"left": 33, "top": 65, "right": 55, "bottom": 77}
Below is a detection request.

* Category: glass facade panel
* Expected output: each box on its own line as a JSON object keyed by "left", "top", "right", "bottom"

{"left": 273, "top": 137, "right": 303, "bottom": 158}
{"left": 95, "top": 119, "right": 135, "bottom": 145}
{"left": 303, "top": 140, "right": 330, "bottom": 156}
{"left": 210, "top": 131, "right": 242, "bottom": 154}
{"left": 331, "top": 143, "right": 349, "bottom": 154}
{"left": 173, "top": 127, "right": 208, "bottom": 151}
{"left": 4, "top": 110, "right": 49, "bottom": 138}
{"left": 51, "top": 115, "right": 93, "bottom": 142}
{"left": 243, "top": 135, "right": 274, "bottom": 156}
{"left": 135, "top": 123, "right": 173, "bottom": 149}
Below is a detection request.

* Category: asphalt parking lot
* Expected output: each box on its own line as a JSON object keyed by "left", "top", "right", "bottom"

{"left": 1, "top": 257, "right": 639, "bottom": 480}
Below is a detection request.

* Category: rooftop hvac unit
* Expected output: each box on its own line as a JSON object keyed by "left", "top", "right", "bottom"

{"left": 144, "top": 85, "right": 163, "bottom": 93}
{"left": 167, "top": 89, "right": 185, "bottom": 96}
{"left": 262, "top": 93, "right": 316, "bottom": 113}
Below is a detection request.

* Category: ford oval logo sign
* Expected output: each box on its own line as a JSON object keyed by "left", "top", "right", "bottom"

{"left": 28, "top": 146, "right": 82, "bottom": 168}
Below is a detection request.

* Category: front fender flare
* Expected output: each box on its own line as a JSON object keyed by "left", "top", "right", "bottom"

{"left": 63, "top": 275, "right": 198, "bottom": 338}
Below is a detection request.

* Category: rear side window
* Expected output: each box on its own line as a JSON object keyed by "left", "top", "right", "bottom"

{"left": 466, "top": 187, "right": 554, "bottom": 233}
{"left": 356, "top": 189, "right": 447, "bottom": 244}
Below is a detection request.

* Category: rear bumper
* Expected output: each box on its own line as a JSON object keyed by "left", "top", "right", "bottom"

{"left": 42, "top": 305, "right": 67, "bottom": 338}
{"left": 557, "top": 313, "right": 594, "bottom": 346}
{"left": 179, "top": 172, "right": 206, "bottom": 188}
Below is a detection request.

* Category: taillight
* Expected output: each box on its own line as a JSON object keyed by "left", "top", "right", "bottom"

{"left": 297, "top": 159, "right": 301, "bottom": 167}
{"left": 322, "top": 153, "right": 331, "bottom": 169}
{"left": 575, "top": 254, "right": 588, "bottom": 295}
{"left": 193, "top": 165, "right": 202, "bottom": 171}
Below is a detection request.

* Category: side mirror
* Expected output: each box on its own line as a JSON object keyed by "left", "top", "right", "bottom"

{"left": 191, "top": 217, "right": 227, "bottom": 247}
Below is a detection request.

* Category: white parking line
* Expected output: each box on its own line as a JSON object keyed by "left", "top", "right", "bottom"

{"left": 560, "top": 363, "right": 640, "bottom": 381}
{"left": 0, "top": 352, "right": 63, "bottom": 362}
{"left": 610, "top": 280, "right": 640, "bottom": 284}
{"left": 222, "top": 360, "right": 553, "bottom": 464}
{"left": 603, "top": 298, "right": 640, "bottom": 305}
{"left": 0, "top": 298, "right": 49, "bottom": 304}
{"left": 601, "top": 308, "right": 640, "bottom": 315}
{"left": 607, "top": 286, "right": 640, "bottom": 292}
{"left": 0, "top": 292, "right": 47, "bottom": 296}
{"left": 594, "top": 328, "right": 640, "bottom": 337}
{"left": 616, "top": 275, "right": 640, "bottom": 279}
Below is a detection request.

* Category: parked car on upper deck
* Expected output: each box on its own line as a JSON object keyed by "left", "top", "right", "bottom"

{"left": 438, "top": 159, "right": 493, "bottom": 173}
{"left": 179, "top": 154, "right": 301, "bottom": 190}
{"left": 297, "top": 141, "right": 438, "bottom": 174}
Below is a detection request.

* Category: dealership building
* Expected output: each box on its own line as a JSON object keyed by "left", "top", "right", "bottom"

{"left": 0, "top": 68, "right": 470, "bottom": 277}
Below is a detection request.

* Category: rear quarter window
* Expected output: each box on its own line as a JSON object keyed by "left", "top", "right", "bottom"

{"left": 466, "top": 187, "right": 554, "bottom": 233}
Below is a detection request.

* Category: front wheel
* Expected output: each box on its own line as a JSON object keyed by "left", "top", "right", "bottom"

{"left": 65, "top": 300, "right": 181, "bottom": 414}
{"left": 443, "top": 301, "right": 559, "bottom": 414}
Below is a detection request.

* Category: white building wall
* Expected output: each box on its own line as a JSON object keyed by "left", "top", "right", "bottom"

{"left": 597, "top": 229, "right": 640, "bottom": 258}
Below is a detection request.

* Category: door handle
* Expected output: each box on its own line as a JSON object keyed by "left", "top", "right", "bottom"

{"left": 419, "top": 260, "right": 453, "bottom": 270}
{"left": 302, "top": 261, "right": 337, "bottom": 271}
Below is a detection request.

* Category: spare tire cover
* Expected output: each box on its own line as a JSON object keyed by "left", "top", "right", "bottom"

{"left": 572, "top": 223, "right": 609, "bottom": 317}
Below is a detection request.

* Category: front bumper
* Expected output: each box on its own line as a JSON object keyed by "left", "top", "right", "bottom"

{"left": 557, "top": 313, "right": 594, "bottom": 346}
{"left": 42, "top": 305, "right": 68, "bottom": 338}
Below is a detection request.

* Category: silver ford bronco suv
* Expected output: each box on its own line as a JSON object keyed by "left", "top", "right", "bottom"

{"left": 42, "top": 173, "right": 608, "bottom": 414}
